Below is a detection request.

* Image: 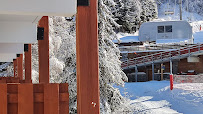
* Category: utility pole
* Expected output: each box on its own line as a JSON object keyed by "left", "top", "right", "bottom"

{"left": 179, "top": 0, "right": 182, "bottom": 20}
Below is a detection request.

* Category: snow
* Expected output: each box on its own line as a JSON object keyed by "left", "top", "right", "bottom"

{"left": 117, "top": 81, "right": 203, "bottom": 114}
{"left": 194, "top": 31, "right": 203, "bottom": 43}
{"left": 113, "top": 33, "right": 140, "bottom": 43}
{"left": 156, "top": 39, "right": 190, "bottom": 44}
{"left": 113, "top": 36, "right": 140, "bottom": 43}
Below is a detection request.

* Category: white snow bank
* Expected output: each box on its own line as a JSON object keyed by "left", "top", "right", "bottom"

{"left": 116, "top": 81, "right": 203, "bottom": 114}
{"left": 113, "top": 36, "right": 140, "bottom": 43}
{"left": 113, "top": 32, "right": 140, "bottom": 43}
{"left": 156, "top": 39, "right": 190, "bottom": 44}
{"left": 194, "top": 31, "right": 203, "bottom": 43}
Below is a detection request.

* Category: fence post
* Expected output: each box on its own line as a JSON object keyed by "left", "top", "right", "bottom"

{"left": 170, "top": 59, "right": 173, "bottom": 90}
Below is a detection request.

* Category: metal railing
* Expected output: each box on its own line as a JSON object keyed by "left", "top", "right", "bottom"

{"left": 121, "top": 44, "right": 203, "bottom": 69}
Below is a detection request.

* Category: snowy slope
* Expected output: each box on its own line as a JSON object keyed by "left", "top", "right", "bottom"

{"left": 156, "top": 3, "right": 203, "bottom": 44}
{"left": 117, "top": 81, "right": 203, "bottom": 114}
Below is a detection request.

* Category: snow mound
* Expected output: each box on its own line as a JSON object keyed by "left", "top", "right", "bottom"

{"left": 117, "top": 81, "right": 203, "bottom": 114}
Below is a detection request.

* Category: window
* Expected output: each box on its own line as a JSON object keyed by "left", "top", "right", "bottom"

{"left": 158, "top": 26, "right": 164, "bottom": 33}
{"left": 157, "top": 25, "right": 173, "bottom": 33}
{"left": 165, "top": 25, "right": 172, "bottom": 32}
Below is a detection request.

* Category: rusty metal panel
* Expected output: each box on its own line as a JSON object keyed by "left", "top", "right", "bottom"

{"left": 59, "top": 83, "right": 69, "bottom": 114}
{"left": 18, "top": 84, "right": 33, "bottom": 114}
{"left": 34, "top": 84, "right": 44, "bottom": 114}
{"left": 8, "top": 84, "right": 18, "bottom": 114}
{"left": 44, "top": 84, "right": 59, "bottom": 114}
{"left": 0, "top": 84, "right": 7, "bottom": 114}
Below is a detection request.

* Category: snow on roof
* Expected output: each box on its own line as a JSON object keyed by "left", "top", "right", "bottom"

{"left": 113, "top": 36, "right": 140, "bottom": 43}
{"left": 156, "top": 39, "right": 190, "bottom": 44}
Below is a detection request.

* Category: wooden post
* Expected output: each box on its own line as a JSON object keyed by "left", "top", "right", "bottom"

{"left": 76, "top": 0, "right": 100, "bottom": 113}
{"left": 13, "top": 59, "right": 17, "bottom": 77}
{"left": 17, "top": 54, "right": 23, "bottom": 80}
{"left": 38, "top": 16, "right": 49, "bottom": 83}
{"left": 25, "top": 44, "right": 32, "bottom": 83}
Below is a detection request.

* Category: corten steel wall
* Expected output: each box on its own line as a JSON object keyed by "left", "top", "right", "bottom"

{"left": 0, "top": 83, "right": 69, "bottom": 114}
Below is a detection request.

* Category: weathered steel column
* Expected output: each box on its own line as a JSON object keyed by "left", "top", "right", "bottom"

{"left": 77, "top": 0, "right": 100, "bottom": 113}
{"left": 24, "top": 44, "right": 32, "bottom": 83}
{"left": 161, "top": 63, "right": 163, "bottom": 80}
{"left": 13, "top": 59, "right": 17, "bottom": 77}
{"left": 38, "top": 16, "right": 49, "bottom": 83}
{"left": 135, "top": 66, "right": 138, "bottom": 82}
{"left": 17, "top": 54, "right": 23, "bottom": 80}
{"left": 152, "top": 63, "right": 154, "bottom": 80}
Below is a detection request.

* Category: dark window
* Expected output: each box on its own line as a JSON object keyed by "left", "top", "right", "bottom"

{"left": 158, "top": 26, "right": 164, "bottom": 33}
{"left": 165, "top": 25, "right": 172, "bottom": 32}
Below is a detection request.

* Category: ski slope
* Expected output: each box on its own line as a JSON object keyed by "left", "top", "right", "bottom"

{"left": 117, "top": 81, "right": 203, "bottom": 114}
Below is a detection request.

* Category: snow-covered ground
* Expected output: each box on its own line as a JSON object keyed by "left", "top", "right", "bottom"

{"left": 117, "top": 81, "right": 203, "bottom": 114}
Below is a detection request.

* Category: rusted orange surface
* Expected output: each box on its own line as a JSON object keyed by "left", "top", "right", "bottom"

{"left": 38, "top": 16, "right": 50, "bottom": 83}
{"left": 0, "top": 84, "right": 7, "bottom": 114}
{"left": 76, "top": 0, "right": 100, "bottom": 113}
{"left": 25, "top": 44, "right": 32, "bottom": 83}
{"left": 0, "top": 83, "right": 69, "bottom": 114}
{"left": 17, "top": 54, "right": 23, "bottom": 80}
{"left": 18, "top": 84, "right": 33, "bottom": 114}
{"left": 44, "top": 84, "right": 59, "bottom": 114}
{"left": 13, "top": 59, "right": 17, "bottom": 77}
